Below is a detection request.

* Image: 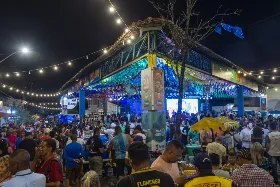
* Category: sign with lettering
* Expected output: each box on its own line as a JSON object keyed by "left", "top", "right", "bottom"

{"left": 60, "top": 97, "right": 78, "bottom": 110}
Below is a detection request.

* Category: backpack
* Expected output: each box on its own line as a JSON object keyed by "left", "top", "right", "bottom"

{"left": 0, "top": 138, "right": 8, "bottom": 157}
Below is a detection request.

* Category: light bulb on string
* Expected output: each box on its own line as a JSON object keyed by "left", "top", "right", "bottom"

{"left": 130, "top": 35, "right": 135, "bottom": 40}
{"left": 16, "top": 73, "right": 20, "bottom": 77}
{"left": 127, "top": 39, "right": 131, "bottom": 44}
{"left": 6, "top": 73, "right": 9, "bottom": 77}
{"left": 2, "top": 85, "right": 6, "bottom": 88}
{"left": 31, "top": 93, "right": 34, "bottom": 96}
{"left": 68, "top": 61, "right": 72, "bottom": 66}
{"left": 54, "top": 66, "right": 58, "bottom": 71}
{"left": 21, "top": 91, "right": 24, "bottom": 94}
{"left": 9, "top": 87, "right": 13, "bottom": 90}
{"left": 275, "top": 88, "right": 278, "bottom": 91}
{"left": 103, "top": 49, "right": 107, "bottom": 54}
{"left": 125, "top": 28, "right": 129, "bottom": 33}
{"left": 16, "top": 89, "right": 19, "bottom": 92}
{"left": 109, "top": 6, "right": 115, "bottom": 12}
{"left": 258, "top": 75, "right": 261, "bottom": 79}
{"left": 274, "top": 69, "right": 277, "bottom": 73}
{"left": 249, "top": 72, "right": 252, "bottom": 75}
{"left": 237, "top": 71, "right": 241, "bottom": 74}
{"left": 244, "top": 73, "right": 247, "bottom": 76}
{"left": 39, "top": 69, "right": 43, "bottom": 74}
{"left": 272, "top": 76, "right": 275, "bottom": 80}
{"left": 116, "top": 19, "right": 121, "bottom": 24}
{"left": 27, "top": 92, "right": 30, "bottom": 95}
{"left": 260, "top": 71, "right": 264, "bottom": 74}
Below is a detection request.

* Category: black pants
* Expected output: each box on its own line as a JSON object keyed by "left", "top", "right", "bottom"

{"left": 116, "top": 159, "right": 125, "bottom": 179}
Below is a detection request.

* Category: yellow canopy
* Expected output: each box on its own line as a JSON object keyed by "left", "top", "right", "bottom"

{"left": 191, "top": 117, "right": 226, "bottom": 132}
{"left": 215, "top": 116, "right": 240, "bottom": 130}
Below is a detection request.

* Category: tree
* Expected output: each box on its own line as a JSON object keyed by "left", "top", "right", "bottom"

{"left": 149, "top": 0, "right": 240, "bottom": 141}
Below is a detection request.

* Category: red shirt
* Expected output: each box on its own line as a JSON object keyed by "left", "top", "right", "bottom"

{"left": 5, "top": 135, "right": 17, "bottom": 151}
{"left": 36, "top": 156, "right": 63, "bottom": 183}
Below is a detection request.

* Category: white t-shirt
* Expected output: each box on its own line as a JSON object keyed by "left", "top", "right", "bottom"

{"left": 240, "top": 128, "right": 252, "bottom": 148}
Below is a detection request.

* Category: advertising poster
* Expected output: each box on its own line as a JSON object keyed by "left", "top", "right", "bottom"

{"left": 260, "top": 97, "right": 267, "bottom": 111}
{"left": 142, "top": 111, "right": 166, "bottom": 152}
{"left": 153, "top": 69, "right": 165, "bottom": 110}
{"left": 141, "top": 68, "right": 153, "bottom": 110}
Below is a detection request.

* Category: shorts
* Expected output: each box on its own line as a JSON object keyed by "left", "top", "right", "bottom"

{"left": 89, "top": 156, "right": 103, "bottom": 176}
{"left": 66, "top": 165, "right": 81, "bottom": 179}
{"left": 116, "top": 159, "right": 125, "bottom": 178}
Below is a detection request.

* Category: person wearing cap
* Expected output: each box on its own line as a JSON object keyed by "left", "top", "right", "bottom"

{"left": 185, "top": 153, "right": 235, "bottom": 186}
{"left": 133, "top": 125, "right": 146, "bottom": 144}
{"left": 231, "top": 149, "right": 276, "bottom": 186}
{"left": 117, "top": 142, "right": 175, "bottom": 187}
{"left": 40, "top": 128, "right": 51, "bottom": 142}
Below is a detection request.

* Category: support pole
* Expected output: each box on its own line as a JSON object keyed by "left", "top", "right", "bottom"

{"left": 237, "top": 85, "right": 244, "bottom": 117}
{"left": 79, "top": 90, "right": 85, "bottom": 120}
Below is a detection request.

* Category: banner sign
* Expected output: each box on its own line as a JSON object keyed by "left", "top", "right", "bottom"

{"left": 141, "top": 68, "right": 165, "bottom": 110}
{"left": 260, "top": 97, "right": 267, "bottom": 111}
{"left": 142, "top": 111, "right": 166, "bottom": 152}
{"left": 212, "top": 61, "right": 258, "bottom": 91}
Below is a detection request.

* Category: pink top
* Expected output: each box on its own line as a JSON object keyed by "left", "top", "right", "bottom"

{"left": 151, "top": 156, "right": 180, "bottom": 182}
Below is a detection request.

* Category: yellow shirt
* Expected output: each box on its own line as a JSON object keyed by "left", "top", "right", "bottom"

{"left": 185, "top": 176, "right": 233, "bottom": 187}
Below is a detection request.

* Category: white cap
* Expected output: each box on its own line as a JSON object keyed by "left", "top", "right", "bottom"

{"left": 111, "top": 123, "right": 116, "bottom": 128}
{"left": 44, "top": 128, "right": 51, "bottom": 134}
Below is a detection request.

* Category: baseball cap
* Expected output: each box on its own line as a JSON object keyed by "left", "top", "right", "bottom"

{"left": 133, "top": 135, "right": 144, "bottom": 142}
{"left": 44, "top": 128, "right": 51, "bottom": 133}
{"left": 192, "top": 153, "right": 212, "bottom": 170}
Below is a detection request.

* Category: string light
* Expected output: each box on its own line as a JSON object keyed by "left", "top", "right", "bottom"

{"left": 127, "top": 39, "right": 131, "bottom": 44}
{"left": 109, "top": 6, "right": 115, "bottom": 12}
{"left": 39, "top": 69, "right": 43, "bottom": 73}
{"left": 125, "top": 28, "right": 129, "bottom": 33}
{"left": 237, "top": 71, "right": 241, "bottom": 74}
{"left": 274, "top": 69, "right": 277, "bottom": 73}
{"left": 272, "top": 76, "right": 275, "bottom": 80}
{"left": 258, "top": 75, "right": 261, "bottom": 78}
{"left": 5, "top": 73, "right": 9, "bottom": 77}
{"left": 0, "top": 83, "right": 61, "bottom": 97}
{"left": 244, "top": 73, "right": 247, "bottom": 76}
{"left": 54, "top": 66, "right": 58, "bottom": 70}
{"left": 116, "top": 19, "right": 121, "bottom": 24}
{"left": 260, "top": 71, "right": 264, "bottom": 74}
{"left": 103, "top": 49, "right": 107, "bottom": 54}
{"left": 130, "top": 35, "right": 135, "bottom": 40}
{"left": 249, "top": 72, "right": 252, "bottom": 75}
{"left": 275, "top": 88, "right": 278, "bottom": 91}
{"left": 16, "top": 73, "right": 20, "bottom": 77}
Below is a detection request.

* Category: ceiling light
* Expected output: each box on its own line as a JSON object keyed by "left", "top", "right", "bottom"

{"left": 260, "top": 71, "right": 264, "bottom": 74}
{"left": 274, "top": 69, "right": 277, "bottom": 73}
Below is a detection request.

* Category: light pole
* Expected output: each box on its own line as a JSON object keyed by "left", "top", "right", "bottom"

{"left": 0, "top": 47, "right": 30, "bottom": 64}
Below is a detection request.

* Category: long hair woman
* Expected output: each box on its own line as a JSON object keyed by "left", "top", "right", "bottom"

{"left": 250, "top": 142, "right": 271, "bottom": 172}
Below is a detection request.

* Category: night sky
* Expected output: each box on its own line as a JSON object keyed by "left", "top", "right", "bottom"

{"left": 0, "top": 0, "right": 279, "bottom": 99}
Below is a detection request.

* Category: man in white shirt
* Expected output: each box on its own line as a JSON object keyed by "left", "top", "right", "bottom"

{"left": 240, "top": 122, "right": 252, "bottom": 149}
{"left": 3, "top": 149, "right": 46, "bottom": 187}
{"left": 103, "top": 123, "right": 115, "bottom": 142}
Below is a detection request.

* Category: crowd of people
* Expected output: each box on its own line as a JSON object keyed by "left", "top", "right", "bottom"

{"left": 0, "top": 111, "right": 279, "bottom": 186}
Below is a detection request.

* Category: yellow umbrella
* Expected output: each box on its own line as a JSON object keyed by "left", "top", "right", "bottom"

{"left": 191, "top": 117, "right": 226, "bottom": 132}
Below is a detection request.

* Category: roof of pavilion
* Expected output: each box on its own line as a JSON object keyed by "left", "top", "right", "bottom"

{"left": 60, "top": 17, "right": 266, "bottom": 91}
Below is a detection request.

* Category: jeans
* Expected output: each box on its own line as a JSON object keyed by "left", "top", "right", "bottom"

{"left": 269, "top": 156, "right": 280, "bottom": 184}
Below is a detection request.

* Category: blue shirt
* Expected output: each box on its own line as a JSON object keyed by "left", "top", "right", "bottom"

{"left": 63, "top": 141, "right": 84, "bottom": 168}
{"left": 114, "top": 133, "right": 128, "bottom": 159}
{"left": 2, "top": 169, "right": 46, "bottom": 187}
{"left": 15, "top": 137, "right": 22, "bottom": 150}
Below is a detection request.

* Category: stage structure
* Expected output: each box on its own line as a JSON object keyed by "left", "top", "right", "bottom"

{"left": 60, "top": 18, "right": 267, "bottom": 151}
